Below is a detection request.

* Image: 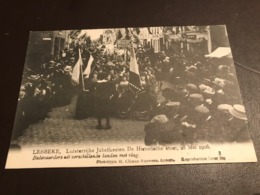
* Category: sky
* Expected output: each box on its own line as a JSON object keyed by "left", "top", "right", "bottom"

{"left": 77, "top": 29, "right": 104, "bottom": 40}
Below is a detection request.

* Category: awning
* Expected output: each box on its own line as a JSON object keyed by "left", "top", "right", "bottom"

{"left": 205, "top": 47, "right": 232, "bottom": 58}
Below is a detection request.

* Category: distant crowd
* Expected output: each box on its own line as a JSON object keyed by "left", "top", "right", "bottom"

{"left": 13, "top": 43, "right": 249, "bottom": 144}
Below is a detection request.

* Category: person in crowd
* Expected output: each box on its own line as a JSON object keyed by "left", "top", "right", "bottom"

{"left": 140, "top": 73, "right": 148, "bottom": 90}
{"left": 87, "top": 71, "right": 98, "bottom": 91}
{"left": 154, "top": 64, "right": 163, "bottom": 91}
{"left": 146, "top": 68, "right": 157, "bottom": 92}
{"left": 106, "top": 73, "right": 112, "bottom": 82}
{"left": 94, "top": 78, "right": 116, "bottom": 130}
{"left": 118, "top": 75, "right": 129, "bottom": 94}
{"left": 97, "top": 68, "right": 107, "bottom": 80}
{"left": 17, "top": 32, "right": 244, "bottom": 144}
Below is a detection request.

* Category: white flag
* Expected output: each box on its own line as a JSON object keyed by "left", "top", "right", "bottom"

{"left": 71, "top": 49, "right": 83, "bottom": 85}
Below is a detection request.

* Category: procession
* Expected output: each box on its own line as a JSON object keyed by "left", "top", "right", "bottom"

{"left": 11, "top": 26, "right": 251, "bottom": 147}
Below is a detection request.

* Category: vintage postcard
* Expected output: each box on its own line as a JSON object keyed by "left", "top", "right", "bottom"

{"left": 5, "top": 25, "right": 257, "bottom": 169}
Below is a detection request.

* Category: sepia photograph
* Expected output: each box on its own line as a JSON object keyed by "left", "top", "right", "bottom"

{"left": 5, "top": 25, "right": 257, "bottom": 168}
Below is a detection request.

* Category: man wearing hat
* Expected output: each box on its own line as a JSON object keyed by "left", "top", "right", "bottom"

{"left": 227, "top": 104, "right": 250, "bottom": 142}
{"left": 186, "top": 83, "right": 198, "bottom": 94}
{"left": 144, "top": 114, "right": 178, "bottom": 145}
{"left": 87, "top": 71, "right": 98, "bottom": 91}
{"left": 176, "top": 93, "right": 211, "bottom": 141}
{"left": 118, "top": 74, "right": 129, "bottom": 94}
{"left": 97, "top": 68, "right": 107, "bottom": 80}
{"left": 93, "top": 80, "right": 116, "bottom": 130}
{"left": 210, "top": 104, "right": 250, "bottom": 142}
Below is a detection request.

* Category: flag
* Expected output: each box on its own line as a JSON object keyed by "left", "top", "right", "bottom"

{"left": 147, "top": 27, "right": 153, "bottom": 34}
{"left": 83, "top": 54, "right": 94, "bottom": 78}
{"left": 129, "top": 45, "right": 142, "bottom": 93}
{"left": 71, "top": 49, "right": 83, "bottom": 85}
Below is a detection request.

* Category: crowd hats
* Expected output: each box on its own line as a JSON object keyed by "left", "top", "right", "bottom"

{"left": 189, "top": 93, "right": 204, "bottom": 106}
{"left": 147, "top": 68, "right": 155, "bottom": 74}
{"left": 28, "top": 74, "right": 40, "bottom": 81}
{"left": 229, "top": 104, "right": 248, "bottom": 120}
{"left": 92, "top": 71, "right": 98, "bottom": 75}
{"left": 189, "top": 93, "right": 203, "bottom": 101}
{"left": 195, "top": 104, "right": 209, "bottom": 114}
{"left": 217, "top": 104, "right": 247, "bottom": 120}
{"left": 162, "top": 88, "right": 181, "bottom": 101}
{"left": 163, "top": 57, "right": 170, "bottom": 62}
{"left": 186, "top": 65, "right": 197, "bottom": 72}
{"left": 166, "top": 101, "right": 180, "bottom": 108}
{"left": 107, "top": 61, "right": 115, "bottom": 66}
{"left": 186, "top": 83, "right": 198, "bottom": 93}
{"left": 199, "top": 84, "right": 215, "bottom": 97}
{"left": 64, "top": 66, "right": 72, "bottom": 72}
{"left": 151, "top": 114, "right": 169, "bottom": 124}
{"left": 217, "top": 104, "right": 233, "bottom": 113}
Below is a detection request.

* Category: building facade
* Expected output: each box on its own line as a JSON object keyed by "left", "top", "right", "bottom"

{"left": 26, "top": 31, "right": 70, "bottom": 70}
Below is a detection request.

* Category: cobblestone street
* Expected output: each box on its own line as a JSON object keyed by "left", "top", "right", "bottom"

{"left": 12, "top": 81, "right": 174, "bottom": 147}
{"left": 13, "top": 96, "right": 149, "bottom": 147}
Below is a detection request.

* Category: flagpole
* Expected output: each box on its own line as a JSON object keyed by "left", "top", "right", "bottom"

{"left": 80, "top": 62, "right": 86, "bottom": 91}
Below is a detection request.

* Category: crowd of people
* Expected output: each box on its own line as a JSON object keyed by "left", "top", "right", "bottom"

{"left": 68, "top": 43, "right": 250, "bottom": 144}
{"left": 12, "top": 41, "right": 250, "bottom": 144}
{"left": 140, "top": 49, "right": 250, "bottom": 145}
{"left": 12, "top": 53, "right": 74, "bottom": 139}
{"left": 74, "top": 45, "right": 162, "bottom": 121}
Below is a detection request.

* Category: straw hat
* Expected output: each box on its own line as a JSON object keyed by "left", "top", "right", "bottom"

{"left": 217, "top": 104, "right": 232, "bottom": 113}
{"left": 187, "top": 65, "right": 197, "bottom": 72}
{"left": 203, "top": 88, "right": 215, "bottom": 95}
{"left": 166, "top": 101, "right": 180, "bottom": 108}
{"left": 151, "top": 115, "right": 169, "bottom": 124}
{"left": 189, "top": 93, "right": 204, "bottom": 102}
{"left": 28, "top": 74, "right": 39, "bottom": 81}
{"left": 229, "top": 104, "right": 247, "bottom": 120}
{"left": 107, "top": 61, "right": 115, "bottom": 66}
{"left": 64, "top": 66, "right": 72, "bottom": 72}
{"left": 195, "top": 105, "right": 209, "bottom": 114}
{"left": 199, "top": 84, "right": 207, "bottom": 91}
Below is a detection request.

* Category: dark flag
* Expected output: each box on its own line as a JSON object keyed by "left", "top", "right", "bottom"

{"left": 129, "top": 44, "right": 142, "bottom": 93}
{"left": 147, "top": 27, "right": 153, "bottom": 34}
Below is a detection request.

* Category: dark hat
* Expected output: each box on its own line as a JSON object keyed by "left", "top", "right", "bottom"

{"left": 140, "top": 73, "right": 146, "bottom": 77}
{"left": 186, "top": 83, "right": 198, "bottom": 91}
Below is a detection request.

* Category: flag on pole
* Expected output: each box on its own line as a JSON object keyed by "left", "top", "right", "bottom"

{"left": 129, "top": 45, "right": 142, "bottom": 93}
{"left": 71, "top": 49, "right": 83, "bottom": 86}
{"left": 83, "top": 54, "right": 94, "bottom": 78}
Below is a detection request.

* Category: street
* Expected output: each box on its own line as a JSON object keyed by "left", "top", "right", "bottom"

{"left": 13, "top": 94, "right": 149, "bottom": 147}
{"left": 12, "top": 80, "right": 175, "bottom": 147}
